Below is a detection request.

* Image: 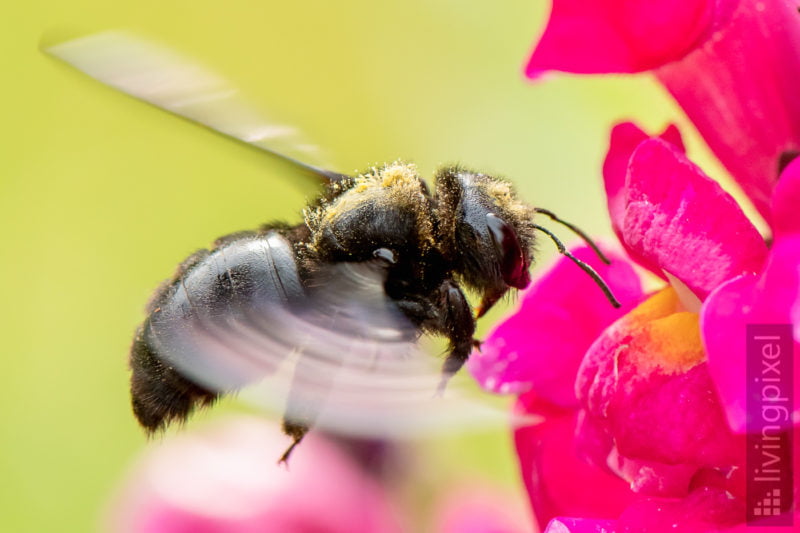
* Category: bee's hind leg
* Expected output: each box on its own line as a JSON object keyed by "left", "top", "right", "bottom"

{"left": 279, "top": 419, "right": 309, "bottom": 465}
{"left": 278, "top": 349, "right": 334, "bottom": 465}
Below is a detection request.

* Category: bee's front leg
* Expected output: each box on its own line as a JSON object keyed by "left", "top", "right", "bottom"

{"left": 436, "top": 280, "right": 476, "bottom": 393}
{"left": 391, "top": 280, "right": 475, "bottom": 393}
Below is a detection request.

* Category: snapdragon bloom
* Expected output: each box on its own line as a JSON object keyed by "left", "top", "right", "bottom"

{"left": 472, "top": 123, "right": 800, "bottom": 531}
{"left": 469, "top": 1, "right": 800, "bottom": 530}
{"left": 108, "top": 417, "right": 404, "bottom": 533}
{"left": 108, "top": 417, "right": 533, "bottom": 533}
{"left": 584, "top": 122, "right": 800, "bottom": 529}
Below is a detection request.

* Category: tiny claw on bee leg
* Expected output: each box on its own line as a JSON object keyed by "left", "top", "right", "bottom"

{"left": 278, "top": 437, "right": 303, "bottom": 467}
{"left": 472, "top": 338, "right": 483, "bottom": 352}
{"left": 279, "top": 420, "right": 309, "bottom": 466}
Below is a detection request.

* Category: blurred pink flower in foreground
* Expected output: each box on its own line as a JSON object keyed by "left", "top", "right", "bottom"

{"left": 469, "top": 1, "right": 800, "bottom": 530}
{"left": 109, "top": 416, "right": 533, "bottom": 533}
{"left": 109, "top": 417, "right": 404, "bottom": 533}
{"left": 434, "top": 486, "right": 534, "bottom": 533}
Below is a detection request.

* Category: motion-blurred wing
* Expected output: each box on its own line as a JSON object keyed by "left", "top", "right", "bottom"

{"left": 44, "top": 31, "right": 345, "bottom": 182}
{"left": 145, "top": 232, "right": 506, "bottom": 437}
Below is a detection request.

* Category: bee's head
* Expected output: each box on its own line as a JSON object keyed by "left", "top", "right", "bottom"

{"left": 433, "top": 167, "right": 536, "bottom": 317}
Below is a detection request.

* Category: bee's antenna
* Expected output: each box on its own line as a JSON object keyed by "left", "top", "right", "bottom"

{"left": 534, "top": 208, "right": 611, "bottom": 265}
{"left": 533, "top": 224, "right": 621, "bottom": 308}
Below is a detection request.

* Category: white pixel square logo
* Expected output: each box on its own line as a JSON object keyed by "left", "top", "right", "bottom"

{"left": 753, "top": 488, "right": 782, "bottom": 517}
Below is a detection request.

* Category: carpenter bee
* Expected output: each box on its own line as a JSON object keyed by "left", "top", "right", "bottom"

{"left": 46, "top": 32, "right": 619, "bottom": 461}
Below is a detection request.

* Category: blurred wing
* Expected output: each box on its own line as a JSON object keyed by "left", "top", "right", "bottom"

{"left": 44, "top": 31, "right": 345, "bottom": 183}
{"left": 146, "top": 234, "right": 509, "bottom": 437}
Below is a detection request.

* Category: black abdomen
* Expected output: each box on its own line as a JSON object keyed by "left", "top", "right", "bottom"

{"left": 129, "top": 231, "right": 304, "bottom": 433}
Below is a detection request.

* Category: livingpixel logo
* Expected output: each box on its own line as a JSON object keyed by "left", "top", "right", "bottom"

{"left": 746, "top": 324, "right": 794, "bottom": 526}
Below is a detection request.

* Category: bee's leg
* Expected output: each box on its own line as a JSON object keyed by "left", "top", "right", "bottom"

{"left": 437, "top": 281, "right": 476, "bottom": 393}
{"left": 279, "top": 349, "right": 336, "bottom": 464}
{"left": 279, "top": 399, "right": 316, "bottom": 465}
{"left": 391, "top": 282, "right": 474, "bottom": 392}
{"left": 279, "top": 419, "right": 309, "bottom": 464}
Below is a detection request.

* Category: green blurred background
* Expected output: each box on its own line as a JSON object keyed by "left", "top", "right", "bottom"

{"left": 1, "top": 1, "right": 727, "bottom": 531}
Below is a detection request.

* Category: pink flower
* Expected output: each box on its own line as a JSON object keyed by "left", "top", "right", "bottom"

{"left": 473, "top": 119, "right": 800, "bottom": 531}
{"left": 604, "top": 123, "right": 800, "bottom": 437}
{"left": 475, "top": 2, "right": 800, "bottom": 529}
{"left": 433, "top": 485, "right": 532, "bottom": 533}
{"left": 108, "top": 416, "right": 404, "bottom": 533}
{"left": 527, "top": 0, "right": 800, "bottom": 222}
{"left": 578, "top": 120, "right": 800, "bottom": 529}
{"left": 576, "top": 286, "right": 746, "bottom": 508}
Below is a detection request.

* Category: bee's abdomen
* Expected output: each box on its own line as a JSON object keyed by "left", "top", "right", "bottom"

{"left": 130, "top": 324, "right": 218, "bottom": 433}
{"left": 129, "top": 231, "right": 304, "bottom": 434}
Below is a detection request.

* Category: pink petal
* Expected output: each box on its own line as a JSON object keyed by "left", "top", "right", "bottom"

{"left": 655, "top": 0, "right": 800, "bottom": 221}
{"left": 514, "top": 395, "right": 636, "bottom": 530}
{"left": 109, "top": 417, "right": 403, "bottom": 533}
{"left": 544, "top": 486, "right": 755, "bottom": 532}
{"left": 579, "top": 410, "right": 744, "bottom": 499}
{"left": 468, "top": 246, "right": 642, "bottom": 406}
{"left": 622, "top": 139, "right": 767, "bottom": 299}
{"left": 577, "top": 289, "right": 745, "bottom": 469}
{"left": 722, "top": 429, "right": 799, "bottom": 528}
{"left": 573, "top": 409, "right": 705, "bottom": 499}
{"left": 773, "top": 156, "right": 800, "bottom": 239}
{"left": 606, "top": 450, "right": 699, "bottom": 498}
{"left": 723, "top": 511, "right": 800, "bottom": 532}
{"left": 544, "top": 517, "right": 617, "bottom": 533}
{"left": 617, "top": 486, "right": 744, "bottom": 532}
{"left": 434, "top": 486, "right": 531, "bottom": 533}
{"left": 700, "top": 274, "right": 759, "bottom": 433}
{"left": 688, "top": 466, "right": 746, "bottom": 503}
{"left": 526, "top": 0, "right": 716, "bottom": 76}
{"left": 602, "top": 122, "right": 685, "bottom": 275}
{"left": 701, "top": 237, "right": 800, "bottom": 433}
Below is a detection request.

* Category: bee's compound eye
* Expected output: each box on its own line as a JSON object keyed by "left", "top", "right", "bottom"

{"left": 372, "top": 248, "right": 398, "bottom": 265}
{"left": 486, "top": 213, "right": 530, "bottom": 289}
